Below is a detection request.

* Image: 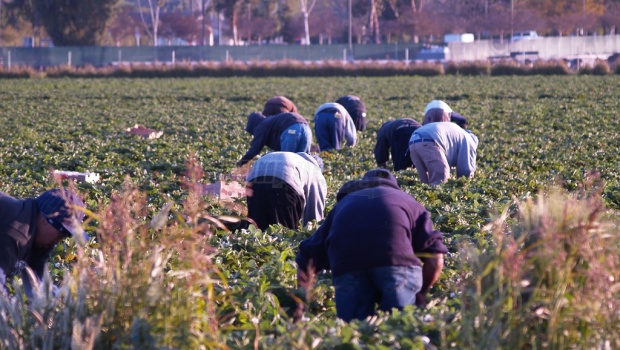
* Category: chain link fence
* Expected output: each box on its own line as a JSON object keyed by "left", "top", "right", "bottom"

{"left": 0, "top": 35, "right": 617, "bottom": 68}
{"left": 0, "top": 43, "right": 422, "bottom": 68}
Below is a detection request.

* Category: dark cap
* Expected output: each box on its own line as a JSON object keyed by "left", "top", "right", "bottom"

{"left": 35, "top": 188, "right": 87, "bottom": 240}
{"left": 336, "top": 169, "right": 399, "bottom": 202}
{"left": 262, "top": 96, "right": 298, "bottom": 117}
{"left": 335, "top": 95, "right": 367, "bottom": 131}
{"left": 450, "top": 112, "right": 468, "bottom": 128}
{"left": 245, "top": 112, "right": 266, "bottom": 135}
{"left": 362, "top": 168, "right": 397, "bottom": 183}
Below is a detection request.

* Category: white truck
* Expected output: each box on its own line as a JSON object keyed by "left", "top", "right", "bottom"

{"left": 444, "top": 33, "right": 475, "bottom": 44}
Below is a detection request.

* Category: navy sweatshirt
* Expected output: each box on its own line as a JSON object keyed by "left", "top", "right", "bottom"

{"left": 296, "top": 169, "right": 447, "bottom": 278}
{"left": 374, "top": 118, "right": 422, "bottom": 171}
{"left": 0, "top": 193, "right": 54, "bottom": 293}
{"left": 238, "top": 112, "right": 309, "bottom": 166}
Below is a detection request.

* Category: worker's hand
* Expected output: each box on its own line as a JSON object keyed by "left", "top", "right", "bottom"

{"left": 293, "top": 303, "right": 305, "bottom": 322}
{"left": 415, "top": 292, "right": 427, "bottom": 307}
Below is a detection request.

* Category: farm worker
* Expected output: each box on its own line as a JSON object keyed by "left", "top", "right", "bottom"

{"left": 0, "top": 189, "right": 87, "bottom": 297}
{"left": 313, "top": 102, "right": 357, "bottom": 152}
{"left": 423, "top": 100, "right": 478, "bottom": 139}
{"left": 246, "top": 152, "right": 327, "bottom": 230}
{"left": 295, "top": 169, "right": 447, "bottom": 322}
{"left": 450, "top": 111, "right": 479, "bottom": 145}
{"left": 374, "top": 118, "right": 422, "bottom": 171}
{"left": 237, "top": 112, "right": 312, "bottom": 167}
{"left": 335, "top": 95, "right": 368, "bottom": 131}
{"left": 409, "top": 100, "right": 478, "bottom": 185}
{"left": 262, "top": 96, "right": 298, "bottom": 117}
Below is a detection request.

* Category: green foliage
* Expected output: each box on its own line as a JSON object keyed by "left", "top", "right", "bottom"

{"left": 1, "top": 76, "right": 620, "bottom": 348}
{"left": 32, "top": 0, "right": 120, "bottom": 46}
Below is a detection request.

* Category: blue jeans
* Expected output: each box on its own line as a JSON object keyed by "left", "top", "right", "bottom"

{"left": 314, "top": 110, "right": 345, "bottom": 151}
{"left": 332, "top": 265, "right": 423, "bottom": 322}
{"left": 280, "top": 123, "right": 312, "bottom": 153}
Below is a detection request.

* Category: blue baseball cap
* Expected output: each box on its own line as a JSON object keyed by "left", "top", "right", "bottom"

{"left": 35, "top": 189, "right": 88, "bottom": 241}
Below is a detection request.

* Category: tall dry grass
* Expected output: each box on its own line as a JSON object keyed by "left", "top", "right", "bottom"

{"left": 0, "top": 157, "right": 225, "bottom": 349}
{"left": 453, "top": 177, "right": 620, "bottom": 349}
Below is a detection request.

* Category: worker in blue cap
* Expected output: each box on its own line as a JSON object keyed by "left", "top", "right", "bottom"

{"left": 0, "top": 188, "right": 87, "bottom": 296}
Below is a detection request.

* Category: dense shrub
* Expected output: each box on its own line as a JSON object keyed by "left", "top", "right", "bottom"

{"left": 530, "top": 59, "right": 571, "bottom": 75}
{"left": 491, "top": 60, "right": 530, "bottom": 76}
{"left": 409, "top": 62, "right": 444, "bottom": 76}
{"left": 1, "top": 59, "right": 606, "bottom": 78}
{"left": 445, "top": 61, "right": 491, "bottom": 76}
{"left": 579, "top": 60, "right": 611, "bottom": 75}
{"left": 0, "top": 65, "right": 40, "bottom": 78}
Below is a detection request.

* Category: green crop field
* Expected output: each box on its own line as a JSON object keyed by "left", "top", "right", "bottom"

{"left": 1, "top": 76, "right": 620, "bottom": 349}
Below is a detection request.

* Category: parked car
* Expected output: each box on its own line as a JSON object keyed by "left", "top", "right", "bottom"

{"left": 512, "top": 31, "right": 539, "bottom": 42}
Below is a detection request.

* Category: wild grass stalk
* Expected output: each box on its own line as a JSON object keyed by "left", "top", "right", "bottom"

{"left": 453, "top": 178, "right": 620, "bottom": 349}
{"left": 0, "top": 156, "right": 226, "bottom": 349}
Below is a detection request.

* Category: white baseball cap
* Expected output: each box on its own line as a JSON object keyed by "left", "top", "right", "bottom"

{"left": 424, "top": 100, "right": 452, "bottom": 114}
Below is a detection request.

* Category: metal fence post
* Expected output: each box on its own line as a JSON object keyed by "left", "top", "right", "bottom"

{"left": 405, "top": 48, "right": 409, "bottom": 65}
{"left": 68, "top": 51, "right": 72, "bottom": 66}
{"left": 343, "top": 48, "right": 346, "bottom": 63}
{"left": 172, "top": 50, "right": 176, "bottom": 66}
{"left": 7, "top": 50, "right": 10, "bottom": 70}
{"left": 118, "top": 49, "right": 122, "bottom": 64}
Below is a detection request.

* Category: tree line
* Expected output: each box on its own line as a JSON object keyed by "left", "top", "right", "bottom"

{"left": 0, "top": 0, "right": 619, "bottom": 47}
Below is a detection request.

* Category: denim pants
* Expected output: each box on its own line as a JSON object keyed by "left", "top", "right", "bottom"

{"left": 409, "top": 141, "right": 450, "bottom": 185}
{"left": 332, "top": 265, "right": 423, "bottom": 322}
{"left": 280, "top": 123, "right": 312, "bottom": 153}
{"left": 314, "top": 111, "right": 345, "bottom": 151}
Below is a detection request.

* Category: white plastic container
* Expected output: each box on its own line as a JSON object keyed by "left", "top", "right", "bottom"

{"left": 53, "top": 170, "right": 100, "bottom": 183}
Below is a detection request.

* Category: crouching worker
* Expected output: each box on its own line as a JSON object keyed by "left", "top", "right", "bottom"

{"left": 335, "top": 95, "right": 368, "bottom": 132}
{"left": 313, "top": 102, "right": 357, "bottom": 152}
{"left": 237, "top": 112, "right": 312, "bottom": 167}
{"left": 374, "top": 118, "right": 422, "bottom": 171}
{"left": 1, "top": 189, "right": 87, "bottom": 297}
{"left": 246, "top": 152, "right": 327, "bottom": 231}
{"left": 295, "top": 169, "right": 447, "bottom": 322}
{"left": 409, "top": 100, "right": 478, "bottom": 185}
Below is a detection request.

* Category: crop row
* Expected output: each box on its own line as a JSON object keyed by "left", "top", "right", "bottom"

{"left": 1, "top": 76, "right": 619, "bottom": 348}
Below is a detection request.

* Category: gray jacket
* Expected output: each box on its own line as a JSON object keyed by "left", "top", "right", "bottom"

{"left": 246, "top": 152, "right": 327, "bottom": 226}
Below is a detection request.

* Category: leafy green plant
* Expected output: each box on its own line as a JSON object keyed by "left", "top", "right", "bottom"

{"left": 1, "top": 76, "right": 620, "bottom": 348}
